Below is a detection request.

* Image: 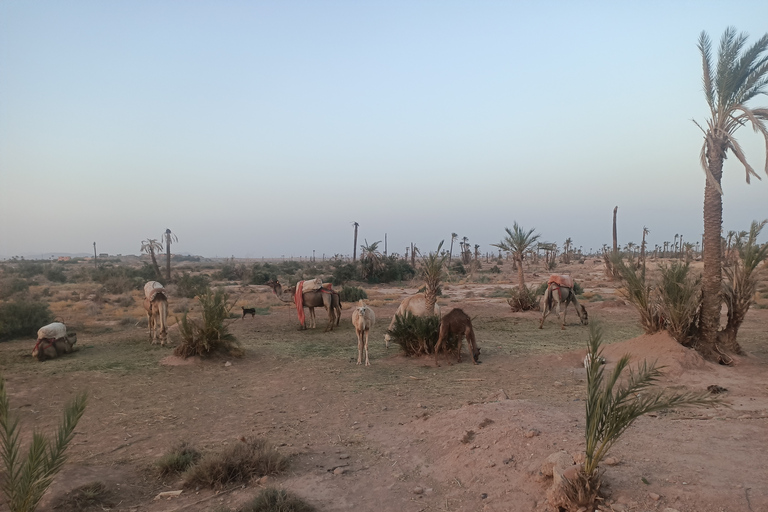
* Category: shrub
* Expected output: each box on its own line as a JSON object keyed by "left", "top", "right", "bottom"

{"left": 450, "top": 262, "right": 467, "bottom": 275}
{"left": 489, "top": 265, "right": 502, "bottom": 274}
{"left": 249, "top": 264, "right": 275, "bottom": 285}
{"left": 50, "top": 482, "right": 114, "bottom": 511}
{"left": 174, "top": 288, "right": 241, "bottom": 358}
{"left": 331, "top": 263, "right": 359, "bottom": 286}
{"left": 242, "top": 488, "right": 316, "bottom": 512}
{"left": 175, "top": 272, "right": 210, "bottom": 298}
{"left": 375, "top": 256, "right": 416, "bottom": 283}
{"left": 16, "top": 261, "right": 45, "bottom": 278}
{"left": 43, "top": 266, "right": 66, "bottom": 283}
{"left": 156, "top": 442, "right": 202, "bottom": 476}
{"left": 506, "top": 285, "right": 540, "bottom": 312}
{"left": 386, "top": 312, "right": 444, "bottom": 356}
{"left": 183, "top": 438, "right": 288, "bottom": 489}
{"left": 0, "top": 300, "right": 54, "bottom": 341}
{"left": 0, "top": 278, "right": 30, "bottom": 300}
{"left": 338, "top": 286, "right": 367, "bottom": 303}
{"left": 0, "top": 374, "right": 87, "bottom": 512}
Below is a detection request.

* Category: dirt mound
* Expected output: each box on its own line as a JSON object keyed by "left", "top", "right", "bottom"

{"left": 600, "top": 331, "right": 710, "bottom": 377}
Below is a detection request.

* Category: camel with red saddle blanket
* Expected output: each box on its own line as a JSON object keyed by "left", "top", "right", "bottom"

{"left": 539, "top": 274, "right": 588, "bottom": 330}
{"left": 267, "top": 279, "right": 341, "bottom": 331}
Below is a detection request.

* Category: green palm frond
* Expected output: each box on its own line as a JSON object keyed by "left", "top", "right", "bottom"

{"left": 1, "top": 374, "right": 87, "bottom": 512}
{"left": 583, "top": 324, "right": 720, "bottom": 478}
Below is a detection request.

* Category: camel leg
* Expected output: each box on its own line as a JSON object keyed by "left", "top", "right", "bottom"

{"left": 456, "top": 334, "right": 464, "bottom": 364}
{"left": 364, "top": 329, "right": 370, "bottom": 366}
{"left": 356, "top": 329, "right": 363, "bottom": 365}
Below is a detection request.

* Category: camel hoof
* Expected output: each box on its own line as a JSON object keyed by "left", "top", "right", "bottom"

{"left": 538, "top": 325, "right": 543, "bottom": 329}
{"left": 561, "top": 326, "right": 565, "bottom": 330}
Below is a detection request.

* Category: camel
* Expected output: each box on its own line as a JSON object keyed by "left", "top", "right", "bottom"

{"left": 144, "top": 281, "right": 169, "bottom": 344}
{"left": 384, "top": 293, "right": 441, "bottom": 348}
{"left": 539, "top": 281, "right": 588, "bottom": 330}
{"left": 433, "top": 308, "right": 481, "bottom": 367}
{"left": 351, "top": 300, "right": 376, "bottom": 366}
{"left": 267, "top": 280, "right": 341, "bottom": 331}
{"left": 32, "top": 322, "right": 78, "bottom": 361}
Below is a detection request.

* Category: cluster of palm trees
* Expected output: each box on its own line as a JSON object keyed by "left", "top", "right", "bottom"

{"left": 140, "top": 229, "right": 178, "bottom": 282}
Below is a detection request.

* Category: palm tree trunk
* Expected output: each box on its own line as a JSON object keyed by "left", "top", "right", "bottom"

{"left": 612, "top": 206, "right": 618, "bottom": 254}
{"left": 699, "top": 148, "right": 724, "bottom": 360}
{"left": 149, "top": 248, "right": 162, "bottom": 280}
{"left": 353, "top": 222, "right": 359, "bottom": 262}
{"left": 516, "top": 254, "right": 525, "bottom": 289}
{"left": 165, "top": 236, "right": 172, "bottom": 282}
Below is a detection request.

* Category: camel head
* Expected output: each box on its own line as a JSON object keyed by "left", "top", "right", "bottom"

{"left": 266, "top": 280, "right": 282, "bottom": 295}
{"left": 579, "top": 305, "right": 589, "bottom": 325}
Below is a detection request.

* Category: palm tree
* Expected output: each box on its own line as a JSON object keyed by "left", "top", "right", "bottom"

{"left": 164, "top": 229, "right": 178, "bottom": 282}
{"left": 141, "top": 239, "right": 163, "bottom": 280}
{"left": 492, "top": 223, "right": 541, "bottom": 289}
{"left": 640, "top": 227, "right": 650, "bottom": 271}
{"left": 695, "top": 27, "right": 768, "bottom": 359}
{"left": 359, "top": 239, "right": 383, "bottom": 281}
{"left": 563, "top": 237, "right": 573, "bottom": 264}
{"left": 448, "top": 233, "right": 458, "bottom": 265}
{"left": 352, "top": 222, "right": 359, "bottom": 262}
{"left": 420, "top": 241, "right": 447, "bottom": 315}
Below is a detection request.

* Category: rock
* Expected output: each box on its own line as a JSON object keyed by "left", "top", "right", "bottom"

{"left": 496, "top": 389, "right": 509, "bottom": 400}
{"left": 603, "top": 457, "right": 621, "bottom": 466}
{"left": 333, "top": 467, "right": 347, "bottom": 475}
{"left": 572, "top": 452, "right": 586, "bottom": 464}
{"left": 339, "top": 454, "right": 350, "bottom": 459}
{"left": 413, "top": 486, "right": 424, "bottom": 495}
{"left": 524, "top": 429, "right": 541, "bottom": 438}
{"left": 649, "top": 492, "right": 661, "bottom": 501}
{"left": 541, "top": 451, "right": 574, "bottom": 478}
{"left": 224, "top": 361, "right": 232, "bottom": 367}
{"left": 154, "top": 490, "right": 183, "bottom": 500}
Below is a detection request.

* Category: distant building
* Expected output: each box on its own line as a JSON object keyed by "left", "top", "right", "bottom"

{"left": 98, "top": 253, "right": 109, "bottom": 258}
{"left": 57, "top": 256, "right": 71, "bottom": 262}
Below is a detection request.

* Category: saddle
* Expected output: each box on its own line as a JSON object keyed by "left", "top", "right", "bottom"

{"left": 547, "top": 275, "right": 573, "bottom": 302}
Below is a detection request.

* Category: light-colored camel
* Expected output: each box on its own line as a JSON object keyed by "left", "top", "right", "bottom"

{"left": 267, "top": 280, "right": 341, "bottom": 331}
{"left": 143, "top": 281, "right": 169, "bottom": 344}
{"left": 351, "top": 300, "right": 375, "bottom": 366}
{"left": 32, "top": 322, "right": 78, "bottom": 361}
{"left": 539, "top": 284, "right": 588, "bottom": 330}
{"left": 384, "top": 293, "right": 441, "bottom": 348}
{"left": 433, "top": 308, "right": 481, "bottom": 367}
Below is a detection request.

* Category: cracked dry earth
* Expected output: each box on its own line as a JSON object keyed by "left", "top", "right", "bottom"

{"left": 1, "top": 268, "right": 766, "bottom": 512}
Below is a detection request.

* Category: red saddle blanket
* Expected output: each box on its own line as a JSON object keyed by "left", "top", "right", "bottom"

{"left": 547, "top": 274, "right": 574, "bottom": 288}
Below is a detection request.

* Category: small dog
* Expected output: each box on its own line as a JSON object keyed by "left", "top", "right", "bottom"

{"left": 242, "top": 306, "right": 256, "bottom": 319}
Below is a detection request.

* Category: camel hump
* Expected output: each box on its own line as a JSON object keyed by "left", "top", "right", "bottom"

{"left": 37, "top": 322, "right": 67, "bottom": 341}
{"left": 301, "top": 278, "right": 323, "bottom": 292}
{"left": 547, "top": 274, "right": 573, "bottom": 288}
{"left": 144, "top": 281, "right": 166, "bottom": 300}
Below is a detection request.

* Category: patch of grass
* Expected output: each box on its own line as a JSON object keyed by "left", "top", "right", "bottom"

{"left": 52, "top": 481, "right": 114, "bottom": 511}
{"left": 183, "top": 438, "right": 289, "bottom": 489}
{"left": 242, "top": 488, "right": 316, "bottom": 512}
{"left": 156, "top": 442, "right": 202, "bottom": 476}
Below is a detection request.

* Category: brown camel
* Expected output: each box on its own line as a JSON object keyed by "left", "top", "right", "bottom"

{"left": 433, "top": 308, "right": 480, "bottom": 367}
{"left": 267, "top": 280, "right": 341, "bottom": 331}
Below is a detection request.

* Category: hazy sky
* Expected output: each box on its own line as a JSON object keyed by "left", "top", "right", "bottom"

{"left": 2, "top": 1, "right": 768, "bottom": 259}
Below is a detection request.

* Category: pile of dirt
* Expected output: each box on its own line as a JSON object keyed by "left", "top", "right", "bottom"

{"left": 599, "top": 332, "right": 710, "bottom": 377}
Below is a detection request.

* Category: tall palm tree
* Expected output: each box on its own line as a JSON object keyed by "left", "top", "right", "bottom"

{"left": 359, "top": 239, "right": 383, "bottom": 281}
{"left": 141, "top": 239, "right": 163, "bottom": 280}
{"left": 420, "top": 241, "right": 447, "bottom": 315}
{"left": 695, "top": 27, "right": 768, "bottom": 359}
{"left": 640, "top": 227, "right": 650, "bottom": 272}
{"left": 563, "top": 237, "right": 573, "bottom": 263}
{"left": 164, "top": 229, "right": 178, "bottom": 282}
{"left": 448, "top": 233, "right": 458, "bottom": 265}
{"left": 492, "top": 223, "right": 540, "bottom": 289}
{"left": 352, "top": 222, "right": 359, "bottom": 262}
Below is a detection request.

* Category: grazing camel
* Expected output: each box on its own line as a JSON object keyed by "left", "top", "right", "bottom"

{"left": 267, "top": 280, "right": 341, "bottom": 331}
{"left": 433, "top": 308, "right": 481, "bottom": 367}
{"left": 32, "top": 322, "right": 78, "bottom": 361}
{"left": 351, "top": 300, "right": 376, "bottom": 366}
{"left": 384, "top": 293, "right": 441, "bottom": 348}
{"left": 539, "top": 277, "right": 588, "bottom": 330}
{"left": 143, "top": 281, "right": 169, "bottom": 344}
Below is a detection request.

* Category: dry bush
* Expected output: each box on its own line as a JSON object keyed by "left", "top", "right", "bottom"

{"left": 386, "top": 312, "right": 444, "bottom": 356}
{"left": 155, "top": 442, "right": 202, "bottom": 476}
{"left": 51, "top": 481, "right": 114, "bottom": 511}
{"left": 241, "top": 488, "right": 316, "bottom": 512}
{"left": 183, "top": 438, "right": 288, "bottom": 489}
{"left": 174, "top": 288, "right": 241, "bottom": 359}
{"left": 506, "top": 285, "right": 540, "bottom": 312}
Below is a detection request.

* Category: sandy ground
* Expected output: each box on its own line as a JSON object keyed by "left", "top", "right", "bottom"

{"left": 1, "top": 260, "right": 766, "bottom": 512}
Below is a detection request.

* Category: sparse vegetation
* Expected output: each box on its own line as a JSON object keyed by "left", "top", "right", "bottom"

{"left": 338, "top": 286, "right": 367, "bottom": 303}
{"left": 386, "top": 312, "right": 445, "bottom": 356}
{"left": 175, "top": 272, "right": 211, "bottom": 298}
{"left": 51, "top": 482, "right": 114, "bottom": 511}
{"left": 506, "top": 285, "right": 540, "bottom": 312}
{"left": 241, "top": 488, "right": 316, "bottom": 512}
{"left": 183, "top": 437, "right": 288, "bottom": 489}
{"left": 155, "top": 442, "right": 202, "bottom": 476}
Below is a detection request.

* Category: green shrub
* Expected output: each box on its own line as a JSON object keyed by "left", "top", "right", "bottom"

{"left": 43, "top": 266, "right": 66, "bottom": 283}
{"left": 0, "top": 278, "right": 30, "bottom": 300}
{"left": 0, "top": 300, "right": 54, "bottom": 341}
{"left": 506, "top": 285, "right": 540, "bottom": 312}
{"left": 156, "top": 442, "right": 202, "bottom": 476}
{"left": 175, "top": 272, "right": 210, "bottom": 298}
{"left": 249, "top": 264, "right": 276, "bottom": 285}
{"left": 242, "top": 488, "right": 316, "bottom": 512}
{"left": 16, "top": 261, "right": 45, "bottom": 278}
{"left": 174, "top": 288, "right": 241, "bottom": 358}
{"left": 375, "top": 256, "right": 416, "bottom": 283}
{"left": 450, "top": 262, "right": 466, "bottom": 275}
{"left": 489, "top": 265, "right": 502, "bottom": 274}
{"left": 386, "top": 312, "right": 444, "bottom": 356}
{"left": 338, "top": 286, "right": 367, "bottom": 303}
{"left": 331, "top": 263, "right": 359, "bottom": 286}
{"left": 183, "top": 438, "right": 288, "bottom": 489}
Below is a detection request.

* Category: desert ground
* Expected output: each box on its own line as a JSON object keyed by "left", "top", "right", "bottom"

{"left": 1, "top": 258, "right": 767, "bottom": 512}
